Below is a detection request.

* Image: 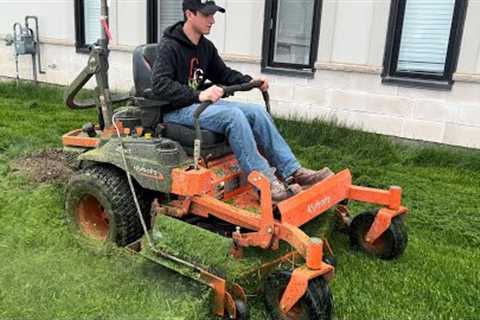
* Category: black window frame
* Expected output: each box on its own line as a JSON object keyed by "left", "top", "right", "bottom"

{"left": 74, "top": 0, "right": 89, "bottom": 53}
{"left": 74, "top": 0, "right": 108, "bottom": 53}
{"left": 261, "top": 0, "right": 322, "bottom": 78}
{"left": 146, "top": 0, "right": 158, "bottom": 44}
{"left": 382, "top": 0, "right": 468, "bottom": 90}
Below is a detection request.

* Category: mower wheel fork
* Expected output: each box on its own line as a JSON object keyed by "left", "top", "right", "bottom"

{"left": 350, "top": 210, "right": 408, "bottom": 259}
{"left": 365, "top": 206, "right": 407, "bottom": 244}
{"left": 264, "top": 270, "right": 333, "bottom": 320}
{"left": 199, "top": 271, "right": 248, "bottom": 319}
{"left": 279, "top": 265, "right": 334, "bottom": 314}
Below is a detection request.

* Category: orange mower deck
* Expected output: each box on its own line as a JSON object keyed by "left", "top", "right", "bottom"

{"left": 153, "top": 154, "right": 408, "bottom": 315}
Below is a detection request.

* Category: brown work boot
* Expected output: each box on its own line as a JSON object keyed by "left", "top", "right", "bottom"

{"left": 271, "top": 178, "right": 299, "bottom": 202}
{"left": 292, "top": 167, "right": 334, "bottom": 186}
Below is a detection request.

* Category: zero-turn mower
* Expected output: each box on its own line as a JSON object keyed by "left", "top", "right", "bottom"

{"left": 62, "top": 2, "right": 408, "bottom": 319}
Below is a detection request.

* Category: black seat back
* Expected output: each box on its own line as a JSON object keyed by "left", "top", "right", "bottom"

{"left": 132, "top": 44, "right": 158, "bottom": 97}
{"left": 132, "top": 44, "right": 168, "bottom": 130}
{"left": 132, "top": 44, "right": 232, "bottom": 159}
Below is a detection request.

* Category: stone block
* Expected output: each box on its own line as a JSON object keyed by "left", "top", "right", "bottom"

{"left": 443, "top": 123, "right": 480, "bottom": 148}
{"left": 294, "top": 86, "right": 327, "bottom": 107}
{"left": 402, "top": 120, "right": 444, "bottom": 143}
{"left": 270, "top": 73, "right": 308, "bottom": 86}
{"left": 397, "top": 86, "right": 448, "bottom": 101}
{"left": 331, "top": 90, "right": 413, "bottom": 117}
{"left": 269, "top": 84, "right": 295, "bottom": 101}
{"left": 455, "top": 103, "right": 480, "bottom": 127}
{"left": 447, "top": 82, "right": 480, "bottom": 104}
{"left": 349, "top": 72, "right": 398, "bottom": 95}
{"left": 307, "top": 69, "right": 351, "bottom": 90}
{"left": 270, "top": 100, "right": 309, "bottom": 119}
{"left": 412, "top": 99, "right": 455, "bottom": 123}
{"left": 241, "top": 62, "right": 261, "bottom": 75}
{"left": 347, "top": 111, "right": 404, "bottom": 136}
{"left": 234, "top": 89, "right": 262, "bottom": 102}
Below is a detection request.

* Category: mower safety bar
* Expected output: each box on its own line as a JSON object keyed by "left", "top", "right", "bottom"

{"left": 222, "top": 80, "right": 263, "bottom": 95}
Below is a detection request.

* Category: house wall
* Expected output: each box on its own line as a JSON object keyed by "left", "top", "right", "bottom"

{"left": 228, "top": 0, "right": 480, "bottom": 149}
{"left": 0, "top": 0, "right": 479, "bottom": 148}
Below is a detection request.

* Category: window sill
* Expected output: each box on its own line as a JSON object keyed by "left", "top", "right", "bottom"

{"left": 382, "top": 76, "right": 453, "bottom": 90}
{"left": 261, "top": 66, "right": 315, "bottom": 79}
{"left": 76, "top": 46, "right": 91, "bottom": 54}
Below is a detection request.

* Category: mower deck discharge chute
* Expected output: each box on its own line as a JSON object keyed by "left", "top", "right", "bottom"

{"left": 62, "top": 2, "right": 409, "bottom": 318}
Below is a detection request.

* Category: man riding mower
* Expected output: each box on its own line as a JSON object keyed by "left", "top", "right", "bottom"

{"left": 61, "top": 1, "right": 409, "bottom": 319}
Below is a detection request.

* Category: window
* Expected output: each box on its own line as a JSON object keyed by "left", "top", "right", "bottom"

{"left": 382, "top": 0, "right": 468, "bottom": 89}
{"left": 261, "top": 0, "right": 322, "bottom": 76}
{"left": 147, "top": 0, "right": 183, "bottom": 44}
{"left": 74, "top": 0, "right": 102, "bottom": 52}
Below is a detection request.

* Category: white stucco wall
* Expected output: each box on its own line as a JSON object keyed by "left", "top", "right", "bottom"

{"left": 114, "top": 0, "right": 147, "bottom": 47}
{"left": 0, "top": 0, "right": 479, "bottom": 149}
{"left": 456, "top": 0, "right": 480, "bottom": 74}
{"left": 0, "top": 1, "right": 75, "bottom": 43}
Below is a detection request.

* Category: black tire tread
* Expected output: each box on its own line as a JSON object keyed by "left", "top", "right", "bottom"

{"left": 349, "top": 210, "right": 408, "bottom": 260}
{"left": 65, "top": 164, "right": 148, "bottom": 246}
{"left": 264, "top": 271, "right": 333, "bottom": 320}
{"left": 234, "top": 300, "right": 249, "bottom": 320}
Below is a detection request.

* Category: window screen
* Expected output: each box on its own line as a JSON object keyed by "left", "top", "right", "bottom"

{"left": 273, "top": 0, "right": 315, "bottom": 65}
{"left": 397, "top": 0, "right": 455, "bottom": 74}
{"left": 159, "top": 0, "right": 183, "bottom": 35}
{"left": 84, "top": 0, "right": 102, "bottom": 45}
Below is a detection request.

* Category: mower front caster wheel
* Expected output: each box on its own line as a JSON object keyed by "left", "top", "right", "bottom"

{"left": 264, "top": 271, "right": 333, "bottom": 320}
{"left": 349, "top": 210, "right": 408, "bottom": 260}
{"left": 228, "top": 299, "right": 249, "bottom": 320}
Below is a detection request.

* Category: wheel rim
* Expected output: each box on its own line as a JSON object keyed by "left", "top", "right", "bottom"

{"left": 76, "top": 195, "right": 110, "bottom": 240}
{"left": 359, "top": 223, "right": 386, "bottom": 256}
{"left": 278, "top": 291, "right": 309, "bottom": 320}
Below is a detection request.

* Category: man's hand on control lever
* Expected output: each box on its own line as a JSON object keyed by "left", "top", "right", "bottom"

{"left": 199, "top": 85, "right": 224, "bottom": 103}
{"left": 198, "top": 77, "right": 269, "bottom": 103}
{"left": 254, "top": 77, "right": 269, "bottom": 92}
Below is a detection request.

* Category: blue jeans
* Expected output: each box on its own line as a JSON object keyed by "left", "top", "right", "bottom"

{"left": 163, "top": 100, "right": 300, "bottom": 181}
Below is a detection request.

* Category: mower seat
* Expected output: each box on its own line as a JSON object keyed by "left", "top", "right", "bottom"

{"left": 132, "top": 44, "right": 231, "bottom": 159}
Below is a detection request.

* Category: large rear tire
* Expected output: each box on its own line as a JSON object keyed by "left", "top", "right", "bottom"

{"left": 264, "top": 271, "right": 333, "bottom": 320}
{"left": 65, "top": 165, "right": 150, "bottom": 248}
{"left": 349, "top": 210, "right": 408, "bottom": 260}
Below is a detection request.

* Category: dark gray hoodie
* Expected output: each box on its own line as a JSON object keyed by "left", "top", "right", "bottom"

{"left": 151, "top": 21, "right": 252, "bottom": 112}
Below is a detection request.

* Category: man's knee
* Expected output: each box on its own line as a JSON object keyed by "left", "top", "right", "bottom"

{"left": 222, "top": 106, "right": 247, "bottom": 123}
{"left": 242, "top": 103, "right": 270, "bottom": 123}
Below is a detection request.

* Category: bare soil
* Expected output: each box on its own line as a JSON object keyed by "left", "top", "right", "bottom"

{"left": 10, "top": 149, "right": 73, "bottom": 184}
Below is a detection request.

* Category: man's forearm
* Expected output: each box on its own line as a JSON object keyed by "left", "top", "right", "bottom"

{"left": 152, "top": 77, "right": 200, "bottom": 108}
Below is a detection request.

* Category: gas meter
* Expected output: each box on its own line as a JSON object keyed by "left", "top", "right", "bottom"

{"left": 4, "top": 16, "right": 45, "bottom": 84}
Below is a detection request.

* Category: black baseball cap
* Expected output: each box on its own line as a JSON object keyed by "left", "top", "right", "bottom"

{"left": 183, "top": 0, "right": 225, "bottom": 15}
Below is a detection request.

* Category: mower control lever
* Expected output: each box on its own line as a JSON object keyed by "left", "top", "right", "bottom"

{"left": 194, "top": 80, "right": 267, "bottom": 120}
{"left": 222, "top": 80, "right": 263, "bottom": 96}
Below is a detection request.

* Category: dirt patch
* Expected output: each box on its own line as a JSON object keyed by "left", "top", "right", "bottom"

{"left": 10, "top": 149, "right": 73, "bottom": 184}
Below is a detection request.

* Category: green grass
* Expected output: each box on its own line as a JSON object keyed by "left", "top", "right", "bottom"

{"left": 0, "top": 81, "right": 479, "bottom": 319}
